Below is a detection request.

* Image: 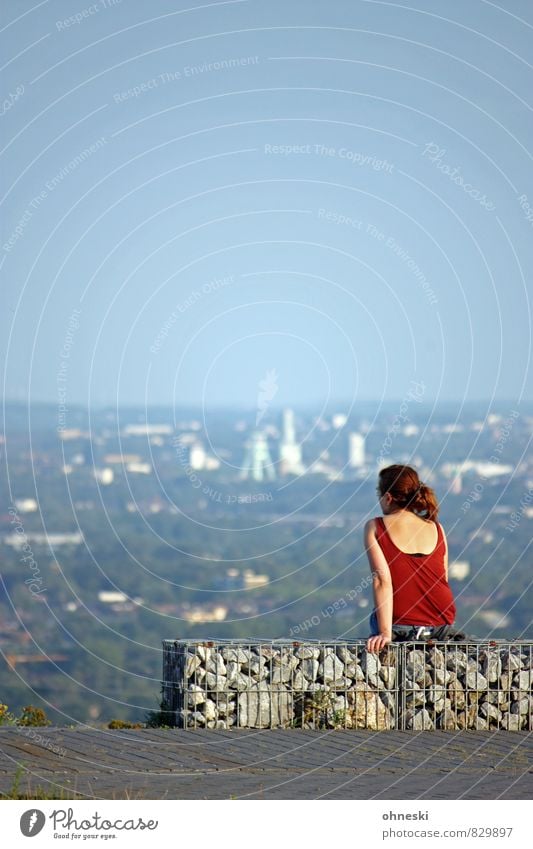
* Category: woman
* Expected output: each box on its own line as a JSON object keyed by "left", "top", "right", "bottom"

{"left": 365, "top": 464, "right": 458, "bottom": 652}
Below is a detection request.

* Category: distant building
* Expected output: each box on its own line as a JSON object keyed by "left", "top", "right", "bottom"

{"left": 451, "top": 473, "right": 463, "bottom": 494}
{"left": 123, "top": 424, "right": 173, "bottom": 436}
{"left": 243, "top": 569, "right": 269, "bottom": 588}
{"left": 189, "top": 443, "right": 206, "bottom": 470}
{"left": 4, "top": 531, "right": 84, "bottom": 549}
{"left": 348, "top": 432, "right": 365, "bottom": 468}
{"left": 104, "top": 454, "right": 141, "bottom": 464}
{"left": 240, "top": 429, "right": 276, "bottom": 481}
{"left": 449, "top": 560, "right": 470, "bottom": 581}
{"left": 14, "top": 498, "right": 38, "bottom": 513}
{"left": 279, "top": 408, "right": 305, "bottom": 475}
{"left": 58, "top": 429, "right": 88, "bottom": 440}
{"left": 98, "top": 591, "right": 127, "bottom": 603}
{"left": 477, "top": 609, "right": 510, "bottom": 629}
{"left": 181, "top": 605, "right": 228, "bottom": 623}
{"left": 125, "top": 462, "right": 152, "bottom": 474}
{"left": 332, "top": 413, "right": 347, "bottom": 429}
{"left": 94, "top": 468, "right": 114, "bottom": 485}
{"left": 448, "top": 460, "right": 514, "bottom": 478}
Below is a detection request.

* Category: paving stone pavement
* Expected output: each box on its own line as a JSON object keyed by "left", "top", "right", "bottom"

{"left": 0, "top": 728, "right": 531, "bottom": 800}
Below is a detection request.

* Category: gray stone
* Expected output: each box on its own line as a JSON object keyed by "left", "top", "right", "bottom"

{"left": 205, "top": 673, "right": 227, "bottom": 691}
{"left": 346, "top": 683, "right": 392, "bottom": 730}
{"left": 405, "top": 660, "right": 426, "bottom": 686}
{"left": 295, "top": 646, "right": 320, "bottom": 660}
{"left": 258, "top": 647, "right": 280, "bottom": 662}
{"left": 291, "top": 670, "right": 307, "bottom": 691}
{"left": 195, "top": 645, "right": 212, "bottom": 663}
{"left": 510, "top": 697, "right": 531, "bottom": 715}
{"left": 185, "top": 654, "right": 202, "bottom": 678}
{"left": 345, "top": 662, "right": 365, "bottom": 682}
{"left": 336, "top": 646, "right": 355, "bottom": 664}
{"left": 501, "top": 713, "right": 521, "bottom": 731}
{"left": 221, "top": 647, "right": 251, "bottom": 663}
{"left": 465, "top": 670, "right": 488, "bottom": 691}
{"left": 480, "top": 702, "right": 501, "bottom": 723}
{"left": 203, "top": 699, "right": 217, "bottom": 721}
{"left": 446, "top": 650, "right": 468, "bottom": 675}
{"left": 272, "top": 651, "right": 298, "bottom": 669}
{"left": 329, "top": 677, "right": 352, "bottom": 689}
{"left": 456, "top": 705, "right": 480, "bottom": 730}
{"left": 319, "top": 654, "right": 345, "bottom": 683}
{"left": 427, "top": 646, "right": 445, "bottom": 669}
{"left": 517, "top": 670, "right": 532, "bottom": 691}
{"left": 431, "top": 666, "right": 451, "bottom": 686}
{"left": 403, "top": 708, "right": 434, "bottom": 730}
{"left": 206, "top": 654, "right": 226, "bottom": 675}
{"left": 360, "top": 650, "right": 381, "bottom": 687}
{"left": 427, "top": 686, "right": 446, "bottom": 711}
{"left": 378, "top": 666, "right": 396, "bottom": 688}
{"left": 237, "top": 682, "right": 292, "bottom": 728}
{"left": 439, "top": 707, "right": 459, "bottom": 730}
{"left": 406, "top": 649, "right": 426, "bottom": 665}
{"left": 183, "top": 710, "right": 205, "bottom": 727}
{"left": 269, "top": 664, "right": 295, "bottom": 684}
{"left": 480, "top": 650, "right": 502, "bottom": 683}
{"left": 228, "top": 673, "right": 252, "bottom": 691}
{"left": 487, "top": 690, "right": 509, "bottom": 707}
{"left": 214, "top": 699, "right": 235, "bottom": 716}
{"left": 301, "top": 658, "right": 319, "bottom": 681}
{"left": 447, "top": 679, "right": 466, "bottom": 710}
{"left": 501, "top": 651, "right": 521, "bottom": 672}
{"left": 404, "top": 683, "right": 426, "bottom": 708}
{"left": 241, "top": 656, "right": 267, "bottom": 675}
{"left": 187, "top": 684, "right": 206, "bottom": 706}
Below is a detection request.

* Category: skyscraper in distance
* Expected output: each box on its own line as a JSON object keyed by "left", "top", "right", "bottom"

{"left": 279, "top": 408, "right": 305, "bottom": 476}
{"left": 348, "top": 431, "right": 365, "bottom": 469}
{"left": 240, "top": 430, "right": 276, "bottom": 481}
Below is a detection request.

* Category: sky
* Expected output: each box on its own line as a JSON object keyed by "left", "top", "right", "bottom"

{"left": 1, "top": 0, "right": 532, "bottom": 411}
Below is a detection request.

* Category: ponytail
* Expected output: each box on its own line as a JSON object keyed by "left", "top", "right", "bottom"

{"left": 378, "top": 464, "right": 440, "bottom": 522}
{"left": 410, "top": 483, "right": 439, "bottom": 522}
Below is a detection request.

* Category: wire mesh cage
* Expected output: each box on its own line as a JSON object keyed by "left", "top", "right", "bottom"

{"left": 163, "top": 640, "right": 400, "bottom": 730}
{"left": 399, "top": 641, "right": 533, "bottom": 731}
{"left": 162, "top": 639, "right": 532, "bottom": 731}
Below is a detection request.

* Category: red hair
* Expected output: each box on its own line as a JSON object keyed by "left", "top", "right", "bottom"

{"left": 378, "top": 464, "right": 439, "bottom": 522}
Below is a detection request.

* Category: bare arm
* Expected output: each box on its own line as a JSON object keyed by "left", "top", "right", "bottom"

{"left": 364, "top": 519, "right": 393, "bottom": 652}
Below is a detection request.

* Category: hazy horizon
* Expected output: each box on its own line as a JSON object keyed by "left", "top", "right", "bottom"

{"left": 2, "top": 0, "right": 532, "bottom": 408}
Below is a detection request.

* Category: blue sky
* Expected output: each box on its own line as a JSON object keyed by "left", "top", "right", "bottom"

{"left": 1, "top": 0, "right": 532, "bottom": 409}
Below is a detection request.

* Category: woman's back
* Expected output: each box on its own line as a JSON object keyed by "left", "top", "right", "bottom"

{"left": 380, "top": 512, "right": 438, "bottom": 555}
{"left": 374, "top": 516, "right": 455, "bottom": 626}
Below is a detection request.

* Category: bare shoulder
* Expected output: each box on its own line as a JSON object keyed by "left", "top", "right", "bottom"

{"left": 363, "top": 517, "right": 380, "bottom": 539}
{"left": 437, "top": 521, "right": 448, "bottom": 546}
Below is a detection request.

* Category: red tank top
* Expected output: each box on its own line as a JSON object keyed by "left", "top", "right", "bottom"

{"left": 374, "top": 516, "right": 456, "bottom": 626}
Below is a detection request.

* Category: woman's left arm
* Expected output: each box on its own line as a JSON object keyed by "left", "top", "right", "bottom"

{"left": 364, "top": 519, "right": 393, "bottom": 652}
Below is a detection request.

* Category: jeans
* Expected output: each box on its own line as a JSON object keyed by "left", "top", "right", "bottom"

{"left": 368, "top": 609, "right": 425, "bottom": 635}
{"left": 368, "top": 609, "right": 380, "bottom": 635}
{"left": 369, "top": 609, "right": 464, "bottom": 641}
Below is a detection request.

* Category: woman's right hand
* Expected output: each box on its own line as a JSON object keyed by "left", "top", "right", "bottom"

{"left": 366, "top": 633, "right": 392, "bottom": 653}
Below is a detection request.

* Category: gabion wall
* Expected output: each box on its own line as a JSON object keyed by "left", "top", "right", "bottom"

{"left": 162, "top": 640, "right": 532, "bottom": 731}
